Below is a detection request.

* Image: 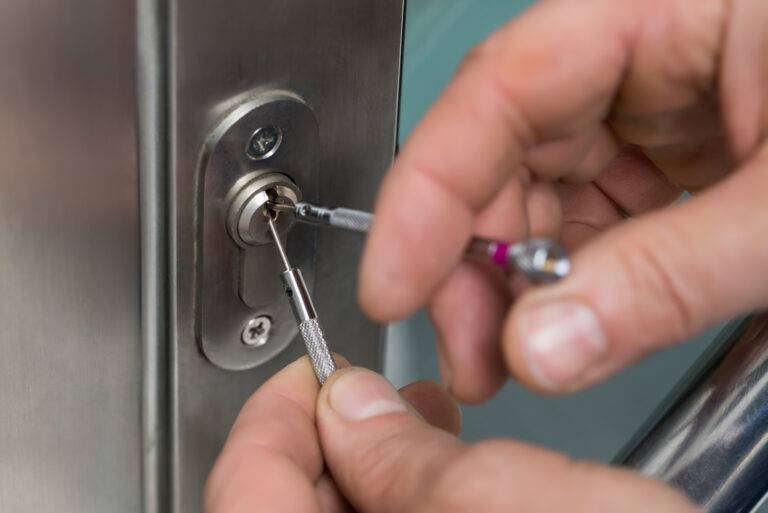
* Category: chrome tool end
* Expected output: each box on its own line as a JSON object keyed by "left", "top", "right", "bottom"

{"left": 508, "top": 239, "right": 571, "bottom": 283}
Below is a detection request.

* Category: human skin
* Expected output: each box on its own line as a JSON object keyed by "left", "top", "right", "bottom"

{"left": 205, "top": 358, "right": 697, "bottom": 513}
{"left": 207, "top": 0, "right": 768, "bottom": 511}
{"left": 360, "top": 0, "right": 768, "bottom": 402}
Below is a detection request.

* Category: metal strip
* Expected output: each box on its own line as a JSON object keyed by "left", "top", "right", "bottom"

{"left": 136, "top": 0, "right": 170, "bottom": 511}
{"left": 620, "top": 313, "right": 768, "bottom": 512}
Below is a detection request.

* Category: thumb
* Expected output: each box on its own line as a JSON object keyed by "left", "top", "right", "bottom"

{"left": 316, "top": 368, "right": 696, "bottom": 513}
{"left": 505, "top": 149, "right": 768, "bottom": 393}
{"left": 316, "top": 368, "right": 464, "bottom": 513}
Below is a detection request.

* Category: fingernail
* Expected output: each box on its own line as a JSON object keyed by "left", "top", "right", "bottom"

{"left": 518, "top": 301, "right": 607, "bottom": 389}
{"left": 329, "top": 369, "right": 408, "bottom": 421}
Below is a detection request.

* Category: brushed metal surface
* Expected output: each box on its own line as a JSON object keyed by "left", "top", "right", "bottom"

{"left": 621, "top": 314, "right": 768, "bottom": 512}
{"left": 137, "top": 1, "right": 171, "bottom": 512}
{"left": 169, "top": 1, "right": 405, "bottom": 512}
{"left": 0, "top": 1, "right": 142, "bottom": 512}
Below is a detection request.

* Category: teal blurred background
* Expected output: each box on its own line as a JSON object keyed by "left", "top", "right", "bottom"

{"left": 384, "top": 0, "right": 721, "bottom": 463}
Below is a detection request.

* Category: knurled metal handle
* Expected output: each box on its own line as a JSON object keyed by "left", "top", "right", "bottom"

{"left": 298, "top": 318, "right": 337, "bottom": 384}
{"left": 328, "top": 208, "right": 373, "bottom": 233}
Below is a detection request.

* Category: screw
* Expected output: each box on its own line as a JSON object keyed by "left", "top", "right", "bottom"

{"left": 241, "top": 316, "right": 272, "bottom": 348}
{"left": 246, "top": 126, "right": 282, "bottom": 160}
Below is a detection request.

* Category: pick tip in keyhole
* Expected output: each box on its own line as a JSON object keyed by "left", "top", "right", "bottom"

{"left": 264, "top": 188, "right": 279, "bottom": 221}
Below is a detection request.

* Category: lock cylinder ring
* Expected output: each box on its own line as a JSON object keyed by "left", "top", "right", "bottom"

{"left": 225, "top": 171, "right": 300, "bottom": 247}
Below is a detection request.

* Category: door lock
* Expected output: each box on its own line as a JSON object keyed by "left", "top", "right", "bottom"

{"left": 226, "top": 171, "right": 299, "bottom": 247}
{"left": 197, "top": 91, "right": 320, "bottom": 371}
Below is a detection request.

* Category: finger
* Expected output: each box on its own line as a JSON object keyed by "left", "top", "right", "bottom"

{"left": 528, "top": 145, "right": 677, "bottom": 250}
{"left": 316, "top": 368, "right": 696, "bottom": 513}
{"left": 421, "top": 441, "right": 696, "bottom": 513}
{"left": 429, "top": 261, "right": 510, "bottom": 403}
{"left": 318, "top": 368, "right": 464, "bottom": 513}
{"left": 316, "top": 474, "right": 353, "bottom": 513}
{"left": 643, "top": 135, "right": 732, "bottom": 193}
{"left": 594, "top": 145, "right": 683, "bottom": 215}
{"left": 359, "top": 0, "right": 638, "bottom": 321}
{"left": 558, "top": 182, "right": 625, "bottom": 249}
{"left": 514, "top": 181, "right": 563, "bottom": 297}
{"left": 398, "top": 380, "right": 462, "bottom": 436}
{"left": 205, "top": 356, "right": 341, "bottom": 513}
{"left": 721, "top": 0, "right": 768, "bottom": 161}
{"left": 525, "top": 124, "right": 618, "bottom": 183}
{"left": 556, "top": 146, "right": 682, "bottom": 251}
{"left": 526, "top": 181, "right": 562, "bottom": 238}
{"left": 504, "top": 148, "right": 768, "bottom": 392}
{"left": 428, "top": 178, "right": 523, "bottom": 403}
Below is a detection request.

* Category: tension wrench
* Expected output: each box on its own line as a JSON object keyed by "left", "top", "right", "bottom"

{"left": 270, "top": 201, "right": 571, "bottom": 283}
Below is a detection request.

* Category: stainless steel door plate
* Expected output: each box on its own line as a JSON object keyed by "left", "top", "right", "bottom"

{"left": 197, "top": 91, "right": 320, "bottom": 371}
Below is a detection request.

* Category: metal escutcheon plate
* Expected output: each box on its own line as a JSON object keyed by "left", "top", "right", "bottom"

{"left": 197, "top": 91, "right": 320, "bottom": 371}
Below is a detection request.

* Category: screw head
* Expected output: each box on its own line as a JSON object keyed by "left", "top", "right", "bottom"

{"left": 241, "top": 316, "right": 272, "bottom": 348}
{"left": 246, "top": 126, "right": 282, "bottom": 161}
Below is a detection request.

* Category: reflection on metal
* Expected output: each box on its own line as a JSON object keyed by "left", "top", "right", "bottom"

{"left": 0, "top": 1, "right": 142, "bottom": 511}
{"left": 246, "top": 125, "right": 283, "bottom": 161}
{"left": 0, "top": 0, "right": 404, "bottom": 511}
{"left": 171, "top": 2, "right": 405, "bottom": 511}
{"left": 620, "top": 313, "right": 768, "bottom": 512}
{"left": 227, "top": 172, "right": 299, "bottom": 247}
{"left": 197, "top": 92, "right": 319, "bottom": 371}
{"left": 241, "top": 316, "right": 272, "bottom": 348}
{"left": 137, "top": 0, "right": 170, "bottom": 511}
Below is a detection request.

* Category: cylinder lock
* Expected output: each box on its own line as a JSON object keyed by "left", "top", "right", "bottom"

{"left": 226, "top": 171, "right": 300, "bottom": 247}
{"left": 197, "top": 90, "right": 320, "bottom": 371}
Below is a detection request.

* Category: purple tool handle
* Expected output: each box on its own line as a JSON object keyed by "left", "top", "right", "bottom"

{"left": 492, "top": 242, "right": 509, "bottom": 267}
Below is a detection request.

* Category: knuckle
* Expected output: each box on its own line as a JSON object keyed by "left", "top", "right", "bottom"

{"left": 611, "top": 229, "right": 700, "bottom": 342}
{"left": 453, "top": 37, "right": 535, "bottom": 146}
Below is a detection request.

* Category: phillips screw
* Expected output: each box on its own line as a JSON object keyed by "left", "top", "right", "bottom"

{"left": 241, "top": 316, "right": 272, "bottom": 348}
{"left": 246, "top": 125, "right": 283, "bottom": 161}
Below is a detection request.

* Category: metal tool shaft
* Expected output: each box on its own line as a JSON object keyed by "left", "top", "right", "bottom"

{"left": 292, "top": 202, "right": 373, "bottom": 233}
{"left": 267, "top": 214, "right": 292, "bottom": 270}
{"left": 267, "top": 215, "right": 337, "bottom": 383}
{"left": 272, "top": 201, "right": 571, "bottom": 283}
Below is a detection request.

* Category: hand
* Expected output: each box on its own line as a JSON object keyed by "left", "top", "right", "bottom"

{"left": 359, "top": 0, "right": 768, "bottom": 402}
{"left": 205, "top": 358, "right": 695, "bottom": 513}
